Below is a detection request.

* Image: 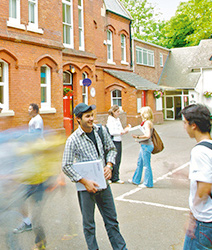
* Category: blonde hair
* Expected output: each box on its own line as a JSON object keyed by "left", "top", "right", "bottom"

{"left": 108, "top": 105, "right": 119, "bottom": 117}
{"left": 139, "top": 106, "right": 153, "bottom": 121}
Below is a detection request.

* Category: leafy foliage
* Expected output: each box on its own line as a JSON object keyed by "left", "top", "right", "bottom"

{"left": 158, "top": 0, "right": 212, "bottom": 48}
{"left": 120, "top": 0, "right": 165, "bottom": 43}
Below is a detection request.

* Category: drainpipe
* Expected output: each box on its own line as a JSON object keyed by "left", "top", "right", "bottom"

{"left": 129, "top": 21, "right": 133, "bottom": 69}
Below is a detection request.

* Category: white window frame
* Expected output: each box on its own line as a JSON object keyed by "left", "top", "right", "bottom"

{"left": 107, "top": 30, "right": 113, "bottom": 63}
{"left": 111, "top": 89, "right": 122, "bottom": 108}
{"left": 136, "top": 47, "right": 154, "bottom": 67}
{"left": 137, "top": 98, "right": 142, "bottom": 113}
{"left": 82, "top": 72, "right": 88, "bottom": 105}
{"left": 0, "top": 60, "right": 9, "bottom": 111}
{"left": 63, "top": 0, "right": 74, "bottom": 49}
{"left": 78, "top": 0, "right": 84, "bottom": 51}
{"left": 7, "top": 0, "right": 25, "bottom": 30}
{"left": 121, "top": 34, "right": 126, "bottom": 63}
{"left": 160, "top": 53, "right": 163, "bottom": 67}
{"left": 40, "top": 65, "right": 51, "bottom": 110}
{"left": 27, "top": 0, "right": 43, "bottom": 34}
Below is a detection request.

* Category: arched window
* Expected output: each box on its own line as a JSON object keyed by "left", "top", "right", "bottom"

{"left": 0, "top": 60, "right": 9, "bottom": 111}
{"left": 63, "top": 71, "right": 72, "bottom": 86}
{"left": 111, "top": 89, "right": 122, "bottom": 107}
{"left": 40, "top": 65, "right": 51, "bottom": 109}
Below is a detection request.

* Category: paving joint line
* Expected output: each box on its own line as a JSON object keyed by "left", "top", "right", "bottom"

{"left": 115, "top": 162, "right": 189, "bottom": 203}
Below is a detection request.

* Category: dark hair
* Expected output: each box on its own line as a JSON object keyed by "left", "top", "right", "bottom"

{"left": 181, "top": 104, "right": 211, "bottom": 133}
{"left": 30, "top": 103, "right": 39, "bottom": 113}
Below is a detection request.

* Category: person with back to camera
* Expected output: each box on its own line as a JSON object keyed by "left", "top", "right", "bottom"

{"left": 128, "top": 106, "right": 154, "bottom": 188}
{"left": 106, "top": 105, "right": 130, "bottom": 184}
{"left": 181, "top": 104, "right": 212, "bottom": 250}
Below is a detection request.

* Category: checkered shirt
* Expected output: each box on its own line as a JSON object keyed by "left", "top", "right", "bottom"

{"left": 62, "top": 124, "right": 117, "bottom": 182}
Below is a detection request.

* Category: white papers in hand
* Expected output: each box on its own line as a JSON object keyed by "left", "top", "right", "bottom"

{"left": 129, "top": 125, "right": 143, "bottom": 136}
{"left": 73, "top": 159, "right": 107, "bottom": 191}
{"left": 129, "top": 125, "right": 146, "bottom": 142}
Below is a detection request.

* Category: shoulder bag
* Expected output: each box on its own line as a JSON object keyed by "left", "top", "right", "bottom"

{"left": 151, "top": 128, "right": 164, "bottom": 154}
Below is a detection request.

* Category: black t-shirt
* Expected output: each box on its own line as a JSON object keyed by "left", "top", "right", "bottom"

{"left": 86, "top": 130, "right": 100, "bottom": 156}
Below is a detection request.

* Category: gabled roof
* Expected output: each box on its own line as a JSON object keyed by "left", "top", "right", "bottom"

{"left": 159, "top": 39, "right": 212, "bottom": 89}
{"left": 104, "top": 69, "right": 161, "bottom": 90}
{"left": 103, "top": 0, "right": 132, "bottom": 20}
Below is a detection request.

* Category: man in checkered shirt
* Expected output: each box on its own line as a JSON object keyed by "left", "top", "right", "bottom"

{"left": 62, "top": 103, "right": 127, "bottom": 250}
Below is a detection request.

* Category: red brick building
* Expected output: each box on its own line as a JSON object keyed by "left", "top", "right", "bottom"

{"left": 0, "top": 0, "right": 64, "bottom": 131}
{"left": 0, "top": 0, "right": 168, "bottom": 134}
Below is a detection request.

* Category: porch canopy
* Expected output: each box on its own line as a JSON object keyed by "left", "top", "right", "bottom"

{"left": 104, "top": 69, "right": 161, "bottom": 90}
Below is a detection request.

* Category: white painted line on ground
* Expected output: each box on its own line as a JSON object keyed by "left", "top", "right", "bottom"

{"left": 116, "top": 162, "right": 190, "bottom": 201}
{"left": 117, "top": 198, "right": 190, "bottom": 212}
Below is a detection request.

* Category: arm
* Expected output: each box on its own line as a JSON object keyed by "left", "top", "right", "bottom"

{"left": 62, "top": 137, "right": 83, "bottom": 182}
{"left": 132, "top": 121, "right": 152, "bottom": 140}
{"left": 62, "top": 136, "right": 99, "bottom": 193}
{"left": 194, "top": 181, "right": 212, "bottom": 204}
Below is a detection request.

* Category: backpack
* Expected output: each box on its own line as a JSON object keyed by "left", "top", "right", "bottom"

{"left": 195, "top": 141, "right": 212, "bottom": 198}
{"left": 97, "top": 124, "right": 108, "bottom": 163}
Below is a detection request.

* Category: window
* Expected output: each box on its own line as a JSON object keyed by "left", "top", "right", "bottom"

{"left": 82, "top": 72, "right": 88, "bottom": 104}
{"left": 63, "top": 0, "right": 73, "bottom": 48}
{"left": 136, "top": 47, "right": 154, "bottom": 67}
{"left": 63, "top": 71, "right": 72, "bottom": 86}
{"left": 78, "top": 0, "right": 84, "bottom": 50}
{"left": 121, "top": 34, "right": 126, "bottom": 62}
{"left": 160, "top": 53, "right": 163, "bottom": 67}
{"left": 28, "top": 0, "right": 36, "bottom": 24}
{"left": 0, "top": 61, "right": 9, "bottom": 110}
{"left": 7, "top": 0, "right": 25, "bottom": 29}
{"left": 27, "top": 0, "right": 43, "bottom": 33}
{"left": 111, "top": 90, "right": 122, "bottom": 107}
{"left": 40, "top": 65, "right": 51, "bottom": 109}
{"left": 107, "top": 30, "right": 113, "bottom": 63}
{"left": 9, "top": 0, "right": 17, "bottom": 19}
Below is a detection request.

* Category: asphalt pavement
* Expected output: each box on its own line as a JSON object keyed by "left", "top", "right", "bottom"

{"left": 1, "top": 120, "right": 196, "bottom": 250}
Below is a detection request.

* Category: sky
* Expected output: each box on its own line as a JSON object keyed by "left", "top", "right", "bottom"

{"left": 148, "top": 0, "right": 188, "bottom": 20}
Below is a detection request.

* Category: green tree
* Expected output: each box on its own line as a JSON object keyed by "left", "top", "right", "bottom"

{"left": 158, "top": 0, "right": 212, "bottom": 48}
{"left": 120, "top": 0, "right": 165, "bottom": 43}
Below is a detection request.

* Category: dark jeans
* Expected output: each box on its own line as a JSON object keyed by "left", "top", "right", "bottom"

{"left": 111, "top": 141, "right": 122, "bottom": 182}
{"left": 78, "top": 185, "right": 127, "bottom": 250}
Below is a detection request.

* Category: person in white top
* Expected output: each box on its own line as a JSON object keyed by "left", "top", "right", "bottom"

{"left": 28, "top": 103, "right": 44, "bottom": 138}
{"left": 182, "top": 104, "right": 212, "bottom": 249}
{"left": 106, "top": 105, "right": 130, "bottom": 184}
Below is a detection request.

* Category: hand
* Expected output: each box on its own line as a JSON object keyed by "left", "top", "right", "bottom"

{"left": 104, "top": 166, "right": 112, "bottom": 180}
{"left": 132, "top": 135, "right": 139, "bottom": 139}
{"left": 80, "top": 178, "right": 99, "bottom": 193}
{"left": 184, "top": 213, "right": 196, "bottom": 239}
